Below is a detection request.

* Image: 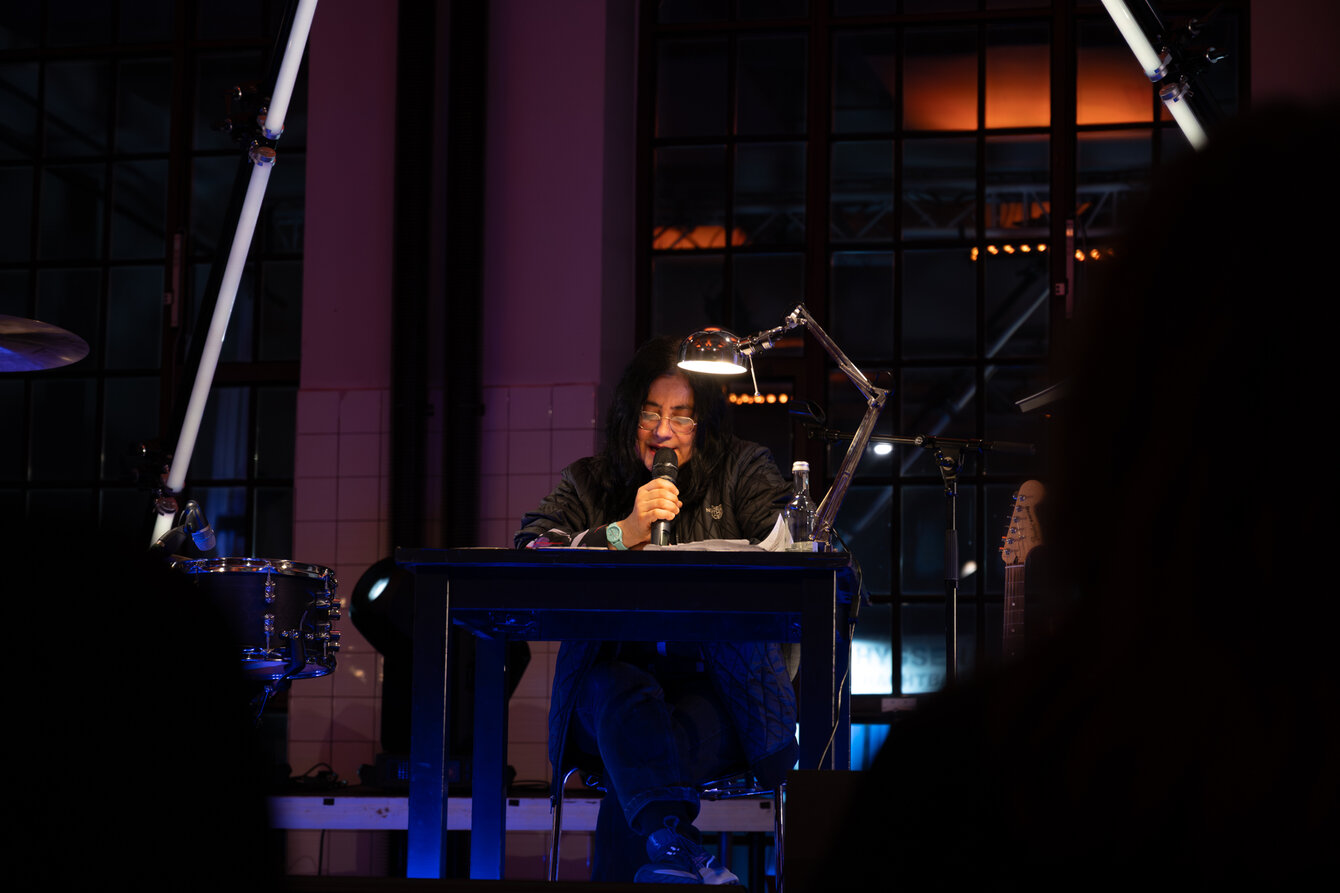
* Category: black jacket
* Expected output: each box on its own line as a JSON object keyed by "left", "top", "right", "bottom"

{"left": 514, "top": 437, "right": 798, "bottom": 796}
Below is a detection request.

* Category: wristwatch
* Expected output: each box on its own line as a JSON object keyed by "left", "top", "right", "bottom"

{"left": 606, "top": 521, "right": 628, "bottom": 551}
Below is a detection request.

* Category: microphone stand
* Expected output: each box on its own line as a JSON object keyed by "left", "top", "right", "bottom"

{"left": 806, "top": 426, "right": 1033, "bottom": 688}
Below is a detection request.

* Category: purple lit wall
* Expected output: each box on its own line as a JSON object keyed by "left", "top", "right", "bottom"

{"left": 288, "top": 0, "right": 632, "bottom": 876}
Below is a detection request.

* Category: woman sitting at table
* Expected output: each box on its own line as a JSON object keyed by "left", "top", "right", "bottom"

{"left": 516, "top": 335, "right": 793, "bottom": 884}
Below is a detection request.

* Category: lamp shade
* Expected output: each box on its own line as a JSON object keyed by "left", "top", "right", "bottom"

{"left": 678, "top": 329, "right": 748, "bottom": 374}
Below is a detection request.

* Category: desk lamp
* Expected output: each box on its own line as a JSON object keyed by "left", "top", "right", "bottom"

{"left": 678, "top": 304, "right": 889, "bottom": 552}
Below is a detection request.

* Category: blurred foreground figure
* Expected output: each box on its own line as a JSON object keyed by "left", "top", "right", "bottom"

{"left": 816, "top": 104, "right": 1339, "bottom": 889}
{"left": 4, "top": 531, "right": 277, "bottom": 890}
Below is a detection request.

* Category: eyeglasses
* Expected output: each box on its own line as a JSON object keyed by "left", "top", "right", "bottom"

{"left": 638, "top": 411, "right": 697, "bottom": 434}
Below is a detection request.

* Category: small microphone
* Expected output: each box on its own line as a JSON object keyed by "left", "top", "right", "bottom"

{"left": 649, "top": 447, "right": 678, "bottom": 546}
{"left": 183, "top": 500, "right": 217, "bottom": 552}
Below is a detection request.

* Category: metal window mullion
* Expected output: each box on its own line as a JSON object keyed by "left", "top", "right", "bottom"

{"left": 799, "top": 1, "right": 830, "bottom": 478}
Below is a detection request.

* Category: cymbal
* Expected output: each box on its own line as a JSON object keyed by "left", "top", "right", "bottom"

{"left": 0, "top": 315, "right": 91, "bottom": 372}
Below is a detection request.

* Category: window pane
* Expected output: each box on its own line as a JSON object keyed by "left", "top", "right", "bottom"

{"left": 732, "top": 253, "right": 804, "bottom": 336}
{"left": 831, "top": 251, "right": 894, "bottom": 362}
{"left": 106, "top": 266, "right": 163, "bottom": 370}
{"left": 735, "top": 142, "right": 806, "bottom": 245}
{"left": 46, "top": 0, "right": 114, "bottom": 46}
{"left": 904, "top": 0, "right": 975, "bottom": 12}
{"left": 832, "top": 140, "right": 893, "bottom": 243}
{"left": 255, "top": 386, "right": 297, "bottom": 479}
{"left": 657, "top": 0, "right": 729, "bottom": 24}
{"left": 118, "top": 0, "right": 174, "bottom": 43}
{"left": 102, "top": 377, "right": 159, "bottom": 480}
{"left": 984, "top": 248, "right": 1048, "bottom": 357}
{"left": 986, "top": 134, "right": 1049, "bottom": 239}
{"left": 190, "top": 155, "right": 241, "bottom": 258}
{"left": 834, "top": 0, "right": 898, "bottom": 14}
{"left": 196, "top": 0, "right": 268, "bottom": 39}
{"left": 900, "top": 603, "right": 982, "bottom": 694}
{"left": 0, "top": 8, "right": 40, "bottom": 49}
{"left": 1076, "top": 129, "right": 1151, "bottom": 239}
{"left": 851, "top": 602, "right": 893, "bottom": 694}
{"left": 836, "top": 485, "right": 893, "bottom": 598}
{"left": 900, "top": 484, "right": 979, "bottom": 597}
{"left": 116, "top": 58, "right": 173, "bottom": 153}
{"left": 902, "top": 249, "right": 974, "bottom": 359}
{"left": 194, "top": 386, "right": 250, "bottom": 480}
{"left": 657, "top": 39, "right": 728, "bottom": 138}
{"left": 651, "top": 254, "right": 725, "bottom": 337}
{"left": 738, "top": 35, "right": 807, "bottom": 135}
{"left": 653, "top": 146, "right": 729, "bottom": 244}
{"left": 737, "top": 0, "right": 807, "bottom": 17}
{"left": 903, "top": 27, "right": 977, "bottom": 131}
{"left": 0, "top": 271, "right": 27, "bottom": 316}
{"left": 45, "top": 60, "right": 112, "bottom": 156}
{"left": 260, "top": 261, "right": 302, "bottom": 362}
{"left": 36, "top": 268, "right": 101, "bottom": 367}
{"left": 254, "top": 485, "right": 294, "bottom": 556}
{"left": 0, "top": 63, "right": 39, "bottom": 159}
{"left": 196, "top": 484, "right": 249, "bottom": 557}
{"left": 985, "top": 23, "right": 1050, "bottom": 129}
{"left": 983, "top": 364, "right": 1050, "bottom": 478}
{"left": 902, "top": 138, "right": 975, "bottom": 239}
{"left": 898, "top": 366, "right": 981, "bottom": 476}
{"left": 112, "top": 159, "right": 168, "bottom": 259}
{"left": 39, "top": 165, "right": 107, "bottom": 260}
{"left": 0, "top": 168, "right": 34, "bottom": 261}
{"left": 0, "top": 380, "right": 23, "bottom": 481}
{"left": 30, "top": 378, "right": 97, "bottom": 481}
{"left": 1077, "top": 18, "right": 1151, "bottom": 125}
{"left": 825, "top": 366, "right": 895, "bottom": 480}
{"left": 834, "top": 31, "right": 896, "bottom": 133}
{"left": 264, "top": 154, "right": 305, "bottom": 254}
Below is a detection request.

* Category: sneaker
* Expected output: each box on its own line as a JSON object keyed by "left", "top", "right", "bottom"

{"left": 634, "top": 816, "right": 742, "bottom": 885}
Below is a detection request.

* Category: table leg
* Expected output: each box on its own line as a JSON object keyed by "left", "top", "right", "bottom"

{"left": 470, "top": 634, "right": 509, "bottom": 878}
{"left": 407, "top": 571, "right": 451, "bottom": 877}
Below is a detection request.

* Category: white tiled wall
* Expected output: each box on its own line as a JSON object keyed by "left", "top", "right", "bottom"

{"left": 285, "top": 381, "right": 599, "bottom": 877}
{"left": 288, "top": 387, "right": 391, "bottom": 785}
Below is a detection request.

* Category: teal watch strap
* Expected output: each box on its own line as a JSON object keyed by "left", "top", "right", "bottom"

{"left": 606, "top": 521, "right": 628, "bottom": 550}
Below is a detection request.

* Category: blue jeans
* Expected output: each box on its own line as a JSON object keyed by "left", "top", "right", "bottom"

{"left": 571, "top": 654, "right": 744, "bottom": 881}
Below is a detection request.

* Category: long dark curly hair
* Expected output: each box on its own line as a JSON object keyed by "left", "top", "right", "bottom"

{"left": 598, "top": 335, "right": 733, "bottom": 518}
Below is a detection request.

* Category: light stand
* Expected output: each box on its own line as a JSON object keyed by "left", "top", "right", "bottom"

{"left": 679, "top": 304, "right": 889, "bottom": 551}
{"left": 150, "top": 0, "right": 321, "bottom": 547}
{"left": 1100, "top": 0, "right": 1223, "bottom": 150}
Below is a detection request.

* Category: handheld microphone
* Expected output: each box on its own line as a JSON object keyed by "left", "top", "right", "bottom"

{"left": 649, "top": 447, "right": 679, "bottom": 546}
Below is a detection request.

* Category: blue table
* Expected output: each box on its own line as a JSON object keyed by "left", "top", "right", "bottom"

{"left": 395, "top": 547, "right": 855, "bottom": 880}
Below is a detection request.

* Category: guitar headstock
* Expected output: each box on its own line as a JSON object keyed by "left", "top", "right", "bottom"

{"left": 1000, "top": 479, "right": 1045, "bottom": 569}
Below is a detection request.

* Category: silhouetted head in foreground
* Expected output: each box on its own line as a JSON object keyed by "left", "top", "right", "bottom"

{"left": 812, "top": 103, "right": 1340, "bottom": 890}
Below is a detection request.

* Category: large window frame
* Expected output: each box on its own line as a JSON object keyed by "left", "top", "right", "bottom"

{"left": 636, "top": 0, "right": 1247, "bottom": 711}
{"left": 0, "top": 0, "right": 305, "bottom": 557}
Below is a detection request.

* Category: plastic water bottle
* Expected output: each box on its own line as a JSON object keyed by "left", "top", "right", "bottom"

{"left": 785, "top": 460, "right": 818, "bottom": 552}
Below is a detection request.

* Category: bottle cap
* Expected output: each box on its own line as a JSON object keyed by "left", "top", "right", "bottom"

{"left": 791, "top": 460, "right": 809, "bottom": 472}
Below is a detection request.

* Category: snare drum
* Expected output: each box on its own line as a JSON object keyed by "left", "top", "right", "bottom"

{"left": 177, "top": 558, "right": 341, "bottom": 681}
